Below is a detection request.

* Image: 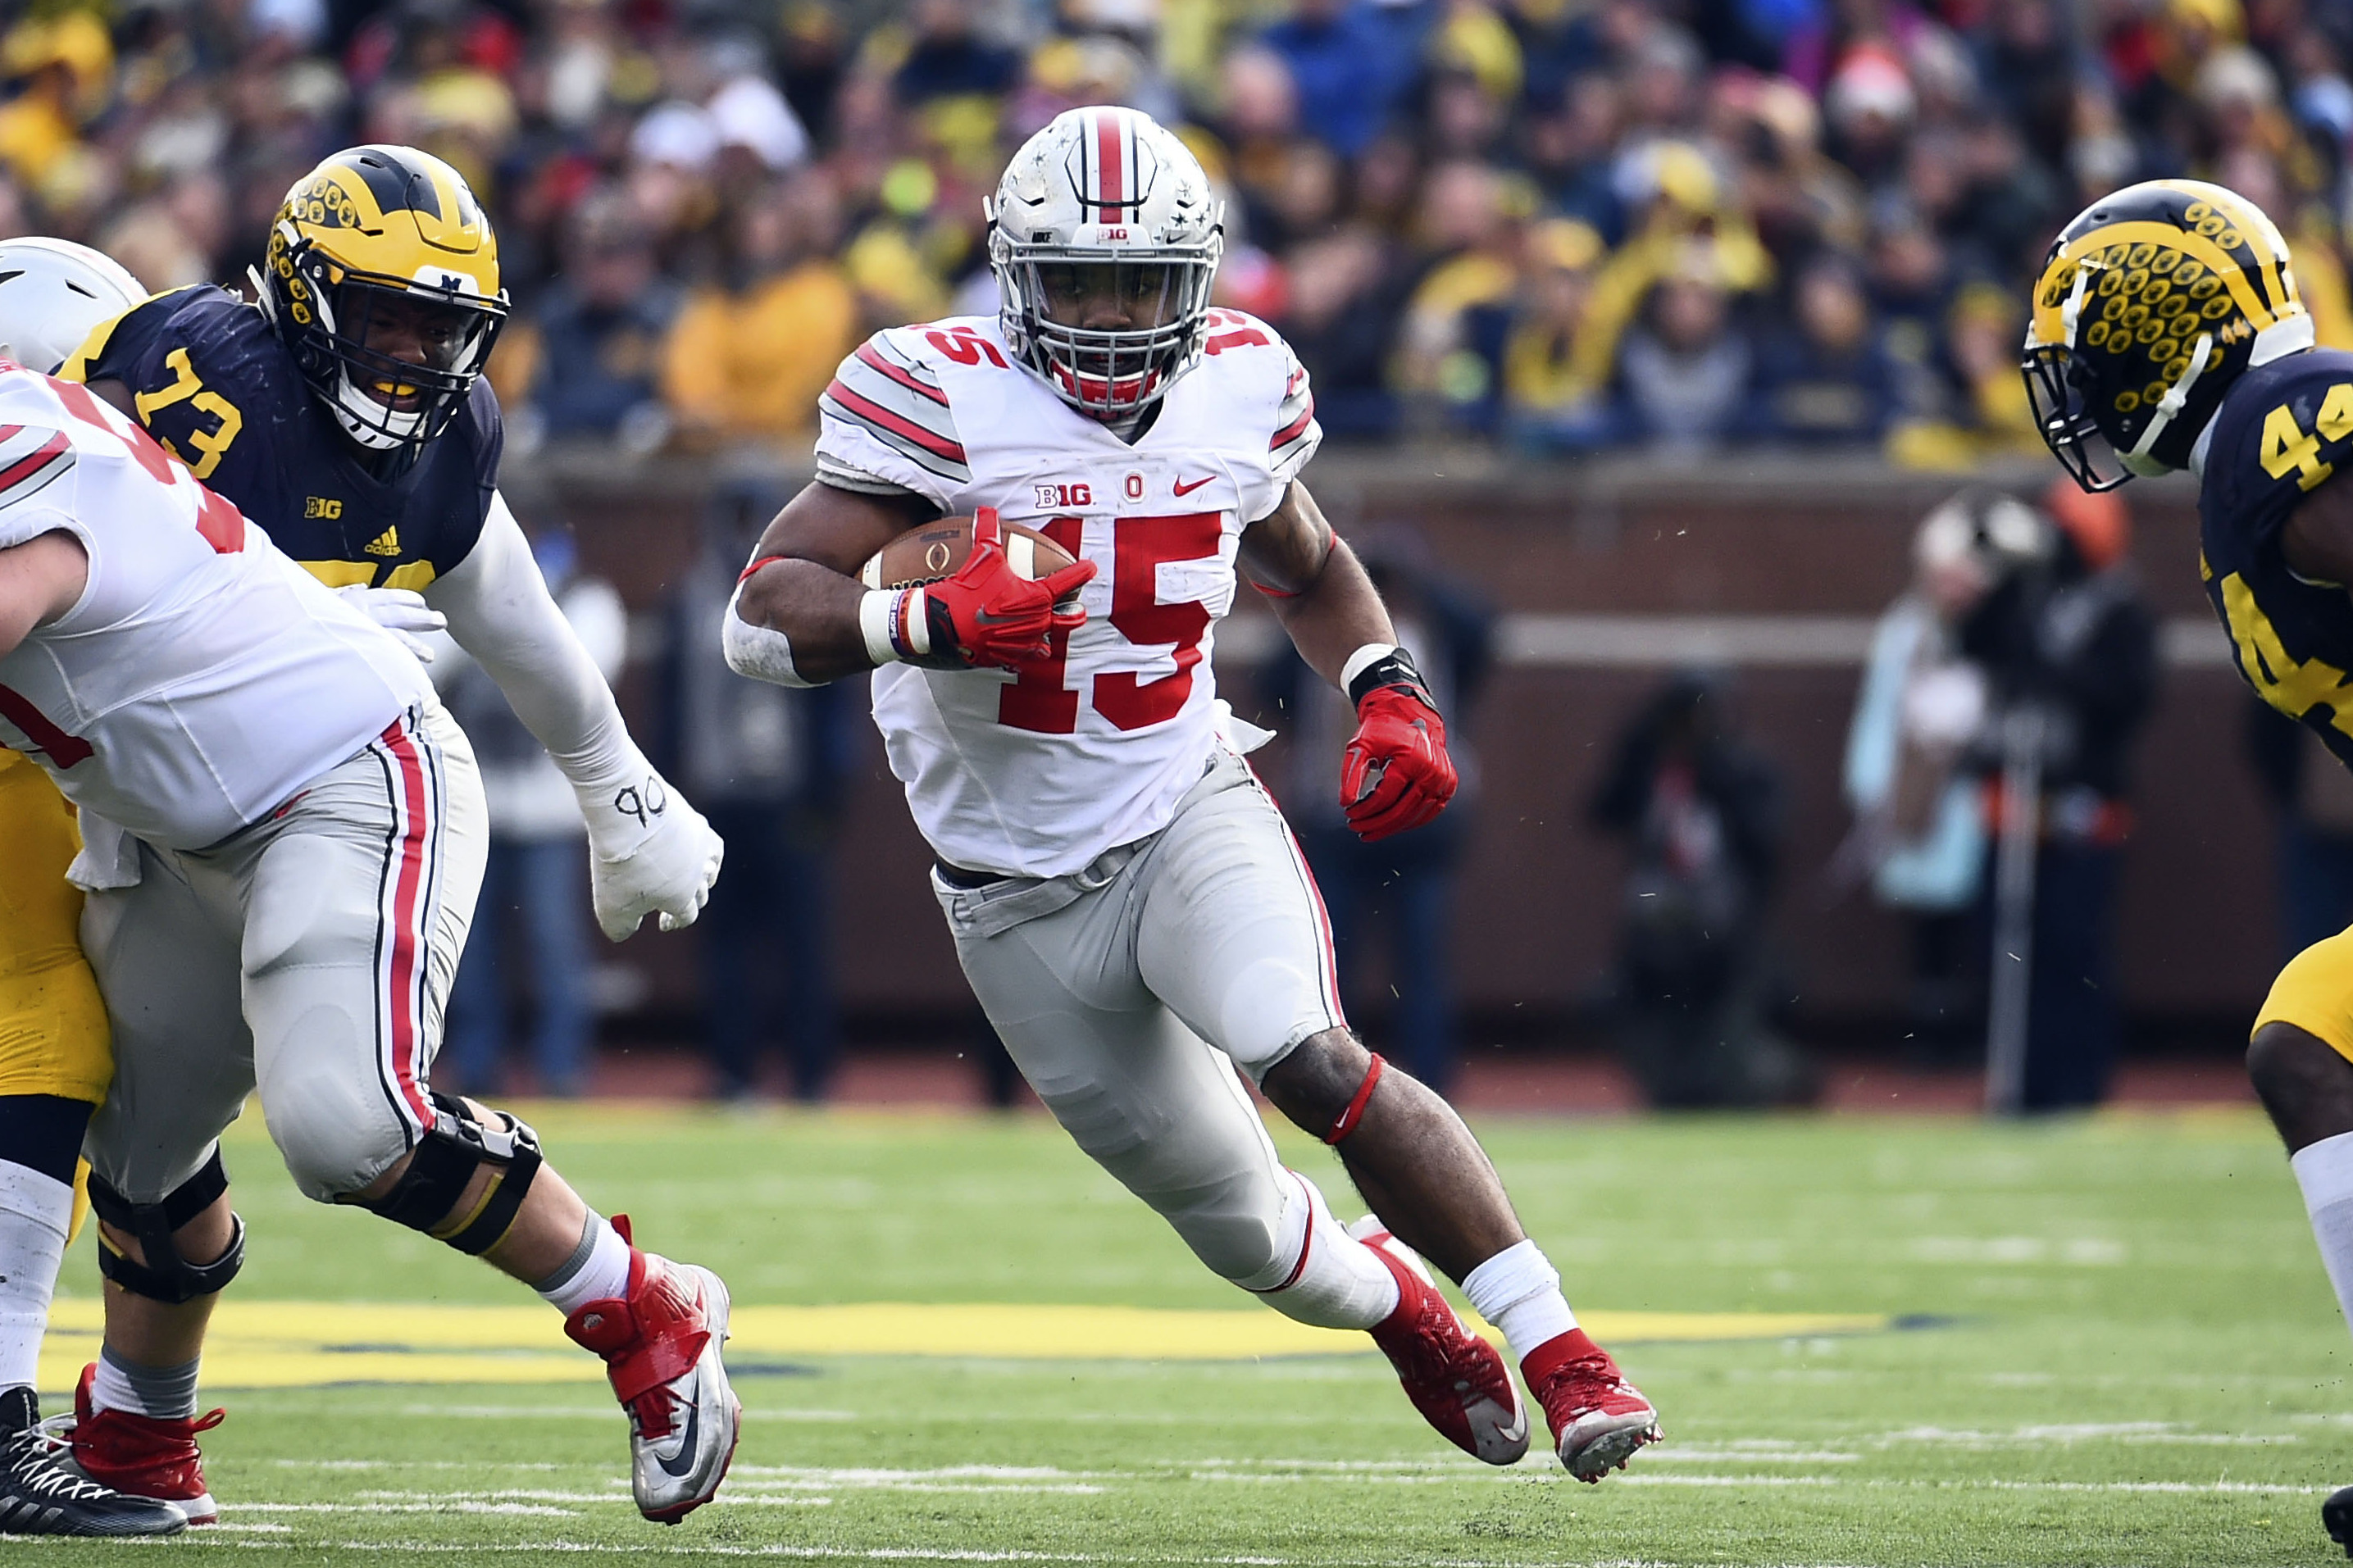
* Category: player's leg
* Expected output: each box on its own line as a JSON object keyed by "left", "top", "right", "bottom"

{"left": 1139, "top": 753, "right": 1655, "bottom": 1480}
{"left": 73, "top": 845, "right": 259, "bottom": 1525}
{"left": 776, "top": 839, "right": 840, "bottom": 1102}
{"left": 441, "top": 840, "right": 509, "bottom": 1097}
{"left": 0, "top": 760, "right": 182, "bottom": 1533}
{"left": 941, "top": 880, "right": 1405, "bottom": 1330}
{"left": 515, "top": 839, "right": 592, "bottom": 1098}
{"left": 2241, "top": 925, "right": 2353, "bottom": 1556}
{"left": 698, "top": 804, "right": 769, "bottom": 1098}
{"left": 236, "top": 706, "right": 735, "bottom": 1523}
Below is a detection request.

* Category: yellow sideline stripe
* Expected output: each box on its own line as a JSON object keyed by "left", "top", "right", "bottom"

{"left": 34, "top": 1299, "right": 1887, "bottom": 1390}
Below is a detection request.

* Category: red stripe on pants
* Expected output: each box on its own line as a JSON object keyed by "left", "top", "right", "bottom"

{"left": 379, "top": 716, "right": 435, "bottom": 1127}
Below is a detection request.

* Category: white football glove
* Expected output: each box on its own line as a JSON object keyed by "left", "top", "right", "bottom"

{"left": 575, "top": 762, "right": 725, "bottom": 940}
{"left": 337, "top": 584, "right": 448, "bottom": 664}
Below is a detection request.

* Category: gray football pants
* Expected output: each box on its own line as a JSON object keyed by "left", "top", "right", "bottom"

{"left": 81, "top": 701, "right": 486, "bottom": 1207}
{"left": 935, "top": 745, "right": 1349, "bottom": 1287}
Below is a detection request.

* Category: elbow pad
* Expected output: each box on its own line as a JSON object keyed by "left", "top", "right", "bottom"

{"left": 724, "top": 584, "right": 817, "bottom": 688}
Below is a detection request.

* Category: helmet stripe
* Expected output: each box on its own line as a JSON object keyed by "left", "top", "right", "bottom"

{"left": 425, "top": 163, "right": 460, "bottom": 242}
{"left": 2156, "top": 180, "right": 2299, "bottom": 314}
{"left": 1095, "top": 108, "right": 1124, "bottom": 209}
{"left": 2061, "top": 220, "right": 2282, "bottom": 329}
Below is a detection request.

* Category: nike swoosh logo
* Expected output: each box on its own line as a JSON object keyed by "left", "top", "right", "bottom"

{"left": 656, "top": 1383, "right": 703, "bottom": 1479}
{"left": 1172, "top": 475, "right": 1215, "bottom": 497}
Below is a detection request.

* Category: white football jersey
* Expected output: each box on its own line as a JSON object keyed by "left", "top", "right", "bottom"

{"left": 0, "top": 366, "right": 430, "bottom": 848}
{"left": 817, "top": 311, "right": 1320, "bottom": 877}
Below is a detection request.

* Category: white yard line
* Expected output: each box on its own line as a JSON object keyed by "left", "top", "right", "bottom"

{"left": 412, "top": 1403, "right": 856, "bottom": 1421}
{"left": 218, "top": 1547, "right": 1861, "bottom": 1568}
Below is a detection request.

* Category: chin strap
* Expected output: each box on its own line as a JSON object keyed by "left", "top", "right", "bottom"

{"left": 2121, "top": 331, "right": 2215, "bottom": 477}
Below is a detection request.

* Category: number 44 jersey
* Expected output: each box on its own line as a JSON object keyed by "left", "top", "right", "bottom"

{"left": 2200, "top": 345, "right": 2353, "bottom": 770}
{"left": 817, "top": 310, "right": 1319, "bottom": 879}
{"left": 0, "top": 366, "right": 429, "bottom": 850}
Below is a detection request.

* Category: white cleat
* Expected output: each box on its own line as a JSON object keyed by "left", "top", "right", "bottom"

{"left": 562, "top": 1218, "right": 741, "bottom": 1523}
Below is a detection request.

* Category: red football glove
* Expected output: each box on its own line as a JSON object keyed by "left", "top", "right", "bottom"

{"left": 1340, "top": 682, "right": 1458, "bottom": 842}
{"left": 916, "top": 510, "right": 1095, "bottom": 670}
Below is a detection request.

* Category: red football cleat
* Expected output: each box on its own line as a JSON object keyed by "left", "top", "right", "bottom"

{"left": 66, "top": 1364, "right": 223, "bottom": 1525}
{"left": 1352, "top": 1220, "right": 1529, "bottom": 1465}
{"left": 563, "top": 1216, "right": 740, "bottom": 1524}
{"left": 1522, "top": 1329, "right": 1660, "bottom": 1481}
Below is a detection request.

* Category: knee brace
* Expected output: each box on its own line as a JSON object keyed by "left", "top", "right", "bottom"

{"left": 353, "top": 1092, "right": 543, "bottom": 1256}
{"left": 87, "top": 1152, "right": 245, "bottom": 1306}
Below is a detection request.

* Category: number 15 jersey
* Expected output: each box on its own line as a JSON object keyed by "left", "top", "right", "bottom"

{"left": 2198, "top": 346, "right": 2353, "bottom": 770}
{"left": 815, "top": 311, "right": 1320, "bottom": 878}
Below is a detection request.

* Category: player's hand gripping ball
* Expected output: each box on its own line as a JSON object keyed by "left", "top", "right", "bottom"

{"left": 1340, "top": 679, "right": 1458, "bottom": 842}
{"left": 860, "top": 508, "right": 1095, "bottom": 670}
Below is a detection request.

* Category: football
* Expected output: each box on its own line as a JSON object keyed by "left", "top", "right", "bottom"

{"left": 857, "top": 514, "right": 1080, "bottom": 593}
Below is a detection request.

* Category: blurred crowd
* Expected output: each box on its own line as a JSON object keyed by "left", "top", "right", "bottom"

{"left": 16, "top": 0, "right": 2353, "bottom": 462}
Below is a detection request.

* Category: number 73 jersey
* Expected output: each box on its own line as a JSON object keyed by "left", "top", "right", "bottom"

{"left": 816, "top": 311, "right": 1320, "bottom": 878}
{"left": 2199, "top": 345, "right": 2353, "bottom": 770}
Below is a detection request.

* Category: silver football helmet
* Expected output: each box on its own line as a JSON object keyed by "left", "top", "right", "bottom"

{"left": 0, "top": 237, "right": 148, "bottom": 375}
{"left": 987, "top": 105, "right": 1223, "bottom": 422}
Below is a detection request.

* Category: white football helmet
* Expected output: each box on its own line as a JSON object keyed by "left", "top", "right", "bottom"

{"left": 987, "top": 105, "right": 1223, "bottom": 422}
{"left": 0, "top": 238, "right": 148, "bottom": 375}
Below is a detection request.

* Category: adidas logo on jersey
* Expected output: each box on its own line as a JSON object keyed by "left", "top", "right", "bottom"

{"left": 363, "top": 526, "right": 400, "bottom": 557}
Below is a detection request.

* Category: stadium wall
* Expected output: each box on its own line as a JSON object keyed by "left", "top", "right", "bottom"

{"left": 507, "top": 448, "right": 2269, "bottom": 1048}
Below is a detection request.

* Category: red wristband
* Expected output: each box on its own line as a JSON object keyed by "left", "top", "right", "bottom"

{"left": 1324, "top": 1052, "right": 1386, "bottom": 1143}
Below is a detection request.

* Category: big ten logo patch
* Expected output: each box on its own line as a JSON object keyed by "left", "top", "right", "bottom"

{"left": 1036, "top": 482, "right": 1092, "bottom": 510}
{"left": 304, "top": 496, "right": 343, "bottom": 520}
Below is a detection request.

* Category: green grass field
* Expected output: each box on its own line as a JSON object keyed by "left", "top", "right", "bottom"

{"left": 26, "top": 1100, "right": 2353, "bottom": 1566}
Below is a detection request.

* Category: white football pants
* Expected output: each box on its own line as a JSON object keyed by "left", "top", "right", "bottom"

{"left": 935, "top": 745, "right": 1351, "bottom": 1288}
{"left": 81, "top": 701, "right": 485, "bottom": 1206}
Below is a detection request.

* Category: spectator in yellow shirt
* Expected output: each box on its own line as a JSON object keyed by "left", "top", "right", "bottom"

{"left": 662, "top": 172, "right": 859, "bottom": 445}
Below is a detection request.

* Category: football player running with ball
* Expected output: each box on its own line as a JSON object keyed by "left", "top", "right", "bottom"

{"left": 39, "top": 148, "right": 726, "bottom": 1522}
{"left": 729, "top": 106, "right": 1659, "bottom": 1480}
{"left": 2025, "top": 179, "right": 2353, "bottom": 1555}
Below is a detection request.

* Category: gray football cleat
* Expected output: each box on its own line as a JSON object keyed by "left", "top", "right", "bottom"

{"left": 562, "top": 1217, "right": 740, "bottom": 1523}
{"left": 0, "top": 1388, "right": 185, "bottom": 1536}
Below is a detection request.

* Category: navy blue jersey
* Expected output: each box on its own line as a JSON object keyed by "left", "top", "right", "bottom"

{"left": 2201, "top": 346, "right": 2353, "bottom": 769}
{"left": 68, "top": 284, "right": 503, "bottom": 592}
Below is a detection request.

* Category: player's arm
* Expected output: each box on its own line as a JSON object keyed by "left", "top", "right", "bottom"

{"left": 727, "top": 479, "right": 935, "bottom": 684}
{"left": 81, "top": 377, "right": 134, "bottom": 418}
{"left": 1237, "top": 479, "right": 1397, "bottom": 683}
{"left": 727, "top": 479, "right": 1098, "bottom": 684}
{"left": 2287, "top": 475, "right": 2353, "bottom": 584}
{"left": 427, "top": 492, "right": 721, "bottom": 939}
{"left": 1240, "top": 480, "right": 1458, "bottom": 841}
{"left": 0, "top": 529, "right": 88, "bottom": 658}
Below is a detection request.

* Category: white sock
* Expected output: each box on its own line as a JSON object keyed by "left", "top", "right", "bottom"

{"left": 1462, "top": 1239, "right": 1580, "bottom": 1365}
{"left": 0, "top": 1161, "right": 69, "bottom": 1392}
{"left": 535, "top": 1212, "right": 633, "bottom": 1317}
{"left": 89, "top": 1345, "right": 200, "bottom": 1421}
{"left": 1240, "top": 1170, "right": 1400, "bottom": 1330}
{"left": 2293, "top": 1131, "right": 2353, "bottom": 1333}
